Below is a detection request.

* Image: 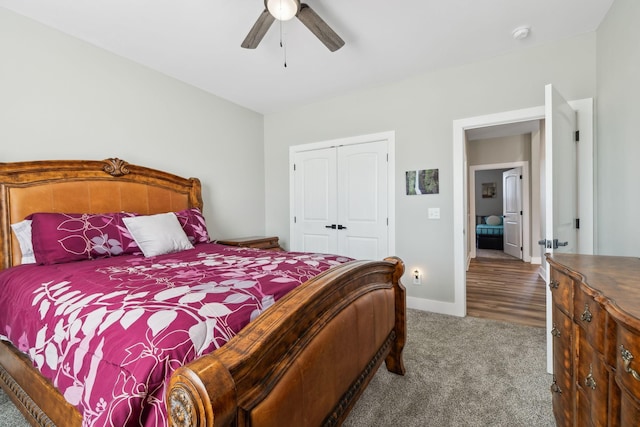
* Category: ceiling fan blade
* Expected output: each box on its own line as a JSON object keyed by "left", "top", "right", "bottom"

{"left": 241, "top": 9, "right": 276, "bottom": 49}
{"left": 297, "top": 3, "right": 345, "bottom": 52}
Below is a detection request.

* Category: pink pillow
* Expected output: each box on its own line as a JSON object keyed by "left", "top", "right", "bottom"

{"left": 174, "top": 208, "right": 210, "bottom": 244}
{"left": 29, "top": 212, "right": 139, "bottom": 265}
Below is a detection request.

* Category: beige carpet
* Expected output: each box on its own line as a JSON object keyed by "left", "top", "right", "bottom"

{"left": 0, "top": 310, "right": 554, "bottom": 427}
{"left": 343, "top": 309, "right": 554, "bottom": 426}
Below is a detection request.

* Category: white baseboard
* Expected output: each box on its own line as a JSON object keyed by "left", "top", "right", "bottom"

{"left": 530, "top": 256, "right": 542, "bottom": 265}
{"left": 407, "top": 296, "right": 465, "bottom": 317}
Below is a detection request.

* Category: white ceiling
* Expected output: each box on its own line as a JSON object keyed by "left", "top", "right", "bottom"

{"left": 0, "top": 0, "right": 614, "bottom": 114}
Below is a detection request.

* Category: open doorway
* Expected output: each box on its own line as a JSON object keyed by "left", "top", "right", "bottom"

{"left": 465, "top": 122, "right": 540, "bottom": 264}
{"left": 453, "top": 97, "right": 594, "bottom": 373}
{"left": 464, "top": 124, "right": 545, "bottom": 328}
{"left": 469, "top": 162, "right": 531, "bottom": 262}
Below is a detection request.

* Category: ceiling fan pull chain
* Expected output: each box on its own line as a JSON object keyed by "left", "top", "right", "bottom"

{"left": 279, "top": 19, "right": 287, "bottom": 68}
{"left": 283, "top": 42, "right": 287, "bottom": 68}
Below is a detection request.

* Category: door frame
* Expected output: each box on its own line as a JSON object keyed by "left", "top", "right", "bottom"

{"left": 469, "top": 162, "right": 530, "bottom": 262}
{"left": 289, "top": 131, "right": 396, "bottom": 256}
{"left": 452, "top": 100, "right": 593, "bottom": 318}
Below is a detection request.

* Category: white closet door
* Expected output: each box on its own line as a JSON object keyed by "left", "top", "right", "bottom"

{"left": 337, "top": 141, "right": 388, "bottom": 260}
{"left": 292, "top": 148, "right": 338, "bottom": 254}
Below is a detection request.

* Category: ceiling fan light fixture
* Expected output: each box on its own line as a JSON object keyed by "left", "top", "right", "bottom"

{"left": 266, "top": 0, "right": 298, "bottom": 21}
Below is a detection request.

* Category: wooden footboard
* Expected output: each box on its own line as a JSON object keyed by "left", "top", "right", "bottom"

{"left": 167, "top": 256, "right": 406, "bottom": 427}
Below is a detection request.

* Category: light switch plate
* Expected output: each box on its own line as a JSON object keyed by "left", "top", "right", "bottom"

{"left": 428, "top": 207, "right": 440, "bottom": 219}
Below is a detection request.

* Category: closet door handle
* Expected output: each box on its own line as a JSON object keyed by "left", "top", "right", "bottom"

{"left": 337, "top": 225, "right": 347, "bottom": 230}
{"left": 325, "top": 224, "right": 337, "bottom": 229}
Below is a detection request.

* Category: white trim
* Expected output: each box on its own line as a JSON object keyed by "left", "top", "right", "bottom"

{"left": 289, "top": 131, "right": 396, "bottom": 256}
{"left": 569, "top": 98, "right": 595, "bottom": 255}
{"left": 469, "top": 161, "right": 531, "bottom": 263}
{"left": 407, "top": 296, "right": 463, "bottom": 317}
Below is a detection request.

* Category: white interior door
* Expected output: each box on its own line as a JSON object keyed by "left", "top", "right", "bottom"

{"left": 292, "top": 148, "right": 337, "bottom": 254}
{"left": 502, "top": 167, "right": 522, "bottom": 259}
{"left": 543, "top": 84, "right": 577, "bottom": 373}
{"left": 337, "top": 141, "right": 388, "bottom": 260}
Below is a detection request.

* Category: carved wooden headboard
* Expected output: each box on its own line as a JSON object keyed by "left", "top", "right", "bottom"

{"left": 0, "top": 158, "right": 202, "bottom": 270}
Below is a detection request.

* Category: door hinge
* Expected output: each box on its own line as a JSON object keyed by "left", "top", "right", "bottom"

{"left": 575, "top": 130, "right": 580, "bottom": 142}
{"left": 520, "top": 175, "right": 523, "bottom": 179}
{"left": 520, "top": 247, "right": 523, "bottom": 251}
{"left": 520, "top": 210, "right": 523, "bottom": 215}
{"left": 575, "top": 218, "right": 580, "bottom": 229}
{"left": 293, "top": 164, "right": 296, "bottom": 171}
{"left": 294, "top": 216, "right": 297, "bottom": 223}
{"left": 386, "top": 153, "right": 389, "bottom": 162}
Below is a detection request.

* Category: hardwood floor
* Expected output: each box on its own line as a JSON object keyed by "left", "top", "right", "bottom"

{"left": 466, "top": 256, "right": 546, "bottom": 328}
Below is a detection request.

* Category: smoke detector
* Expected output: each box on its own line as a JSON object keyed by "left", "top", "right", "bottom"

{"left": 512, "top": 26, "right": 531, "bottom": 40}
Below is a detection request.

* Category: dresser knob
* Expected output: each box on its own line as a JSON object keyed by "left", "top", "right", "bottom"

{"left": 585, "top": 364, "right": 597, "bottom": 390}
{"left": 550, "top": 376, "right": 562, "bottom": 394}
{"left": 621, "top": 345, "right": 640, "bottom": 382}
{"left": 550, "top": 325, "right": 561, "bottom": 337}
{"left": 549, "top": 280, "right": 559, "bottom": 290}
{"left": 581, "top": 304, "right": 593, "bottom": 323}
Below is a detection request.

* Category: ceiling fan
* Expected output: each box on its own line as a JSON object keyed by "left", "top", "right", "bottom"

{"left": 241, "top": 0, "right": 345, "bottom": 52}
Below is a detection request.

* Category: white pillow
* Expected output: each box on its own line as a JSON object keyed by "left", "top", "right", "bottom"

{"left": 10, "top": 219, "right": 36, "bottom": 264}
{"left": 485, "top": 215, "right": 502, "bottom": 226}
{"left": 122, "top": 213, "right": 194, "bottom": 257}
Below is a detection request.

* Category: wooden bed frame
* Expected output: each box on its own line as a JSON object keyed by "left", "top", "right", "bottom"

{"left": 0, "top": 158, "right": 406, "bottom": 427}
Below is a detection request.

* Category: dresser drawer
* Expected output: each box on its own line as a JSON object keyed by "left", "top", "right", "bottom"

{"left": 619, "top": 385, "right": 640, "bottom": 427}
{"left": 552, "top": 304, "right": 574, "bottom": 390}
{"left": 574, "top": 285, "right": 605, "bottom": 353}
{"left": 616, "top": 325, "right": 640, "bottom": 401}
{"left": 576, "top": 388, "right": 596, "bottom": 427}
{"left": 550, "top": 268, "right": 574, "bottom": 317}
{"left": 552, "top": 381, "right": 575, "bottom": 427}
{"left": 576, "top": 335, "right": 609, "bottom": 426}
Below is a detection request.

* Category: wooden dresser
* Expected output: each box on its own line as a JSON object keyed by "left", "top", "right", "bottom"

{"left": 547, "top": 254, "right": 640, "bottom": 426}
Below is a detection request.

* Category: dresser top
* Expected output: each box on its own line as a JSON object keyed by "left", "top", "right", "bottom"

{"left": 548, "top": 253, "right": 640, "bottom": 325}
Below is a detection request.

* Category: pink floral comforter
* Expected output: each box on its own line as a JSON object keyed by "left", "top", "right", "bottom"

{"left": 0, "top": 244, "right": 349, "bottom": 426}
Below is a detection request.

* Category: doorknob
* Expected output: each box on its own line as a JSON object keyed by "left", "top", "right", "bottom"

{"left": 325, "top": 224, "right": 337, "bottom": 229}
{"left": 538, "top": 239, "right": 569, "bottom": 249}
{"left": 337, "top": 224, "right": 347, "bottom": 230}
{"left": 538, "top": 239, "right": 552, "bottom": 248}
{"left": 553, "top": 239, "right": 569, "bottom": 249}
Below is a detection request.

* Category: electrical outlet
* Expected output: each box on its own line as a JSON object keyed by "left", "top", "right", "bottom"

{"left": 428, "top": 208, "right": 440, "bottom": 219}
{"left": 413, "top": 269, "right": 421, "bottom": 285}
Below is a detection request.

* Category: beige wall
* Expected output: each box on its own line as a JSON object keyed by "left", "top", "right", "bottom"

{"left": 5, "top": 0, "right": 633, "bottom": 309}
{"left": 467, "top": 134, "right": 532, "bottom": 167}
{"left": 264, "top": 34, "right": 597, "bottom": 304}
{"left": 473, "top": 169, "right": 509, "bottom": 217}
{"left": 0, "top": 8, "right": 265, "bottom": 239}
{"left": 596, "top": 0, "right": 640, "bottom": 256}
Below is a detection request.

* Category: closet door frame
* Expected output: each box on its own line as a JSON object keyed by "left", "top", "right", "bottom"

{"left": 289, "top": 131, "right": 396, "bottom": 257}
